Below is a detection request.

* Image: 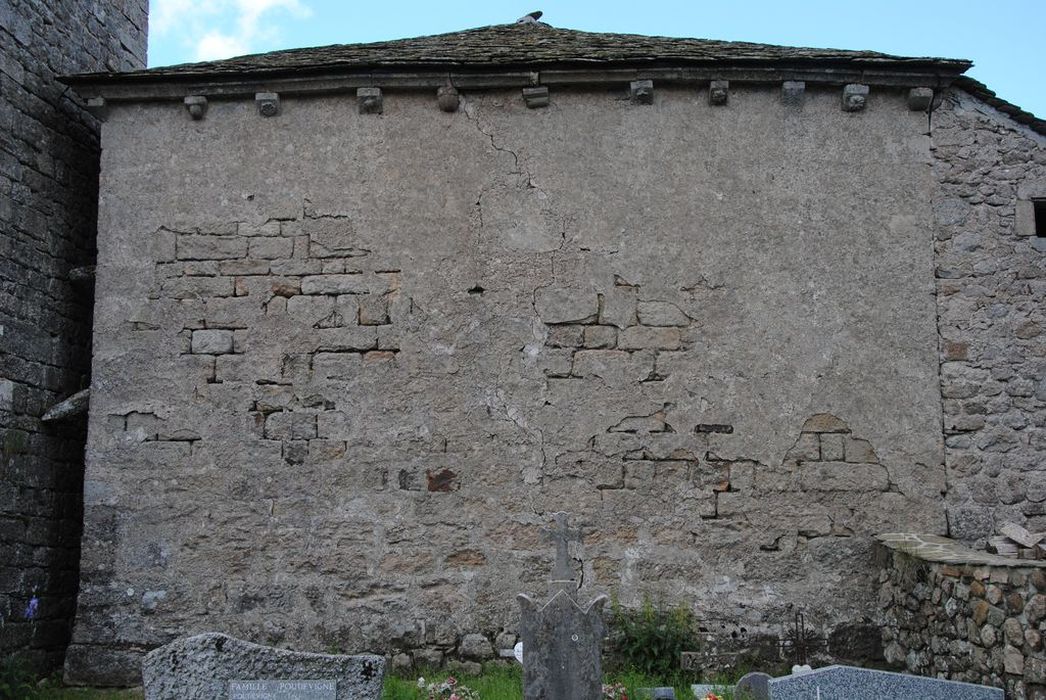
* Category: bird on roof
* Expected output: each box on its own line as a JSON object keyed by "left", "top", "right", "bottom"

{"left": 516, "top": 10, "right": 543, "bottom": 24}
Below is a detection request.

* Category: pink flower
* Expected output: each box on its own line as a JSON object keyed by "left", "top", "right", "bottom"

{"left": 446, "top": 677, "right": 457, "bottom": 687}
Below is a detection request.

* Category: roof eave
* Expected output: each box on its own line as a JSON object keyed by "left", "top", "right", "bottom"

{"left": 61, "top": 58, "right": 972, "bottom": 103}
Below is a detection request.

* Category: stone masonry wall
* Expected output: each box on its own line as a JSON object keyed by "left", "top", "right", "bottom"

{"left": 932, "top": 88, "right": 1046, "bottom": 543}
{"left": 0, "top": 0, "right": 146, "bottom": 674}
{"left": 876, "top": 535, "right": 1046, "bottom": 700}
{"left": 68, "top": 85, "right": 946, "bottom": 684}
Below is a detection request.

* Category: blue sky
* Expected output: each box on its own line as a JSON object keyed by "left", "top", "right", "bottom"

{"left": 149, "top": 1, "right": 1046, "bottom": 118}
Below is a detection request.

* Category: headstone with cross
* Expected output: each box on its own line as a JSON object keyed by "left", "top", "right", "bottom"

{"left": 518, "top": 512, "right": 608, "bottom": 700}
{"left": 546, "top": 511, "right": 581, "bottom": 594}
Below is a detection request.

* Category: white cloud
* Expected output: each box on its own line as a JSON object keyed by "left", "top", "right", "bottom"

{"left": 195, "top": 31, "right": 250, "bottom": 61}
{"left": 151, "top": 0, "right": 312, "bottom": 63}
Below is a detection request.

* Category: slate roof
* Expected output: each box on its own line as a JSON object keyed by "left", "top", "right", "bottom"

{"left": 66, "top": 22, "right": 972, "bottom": 83}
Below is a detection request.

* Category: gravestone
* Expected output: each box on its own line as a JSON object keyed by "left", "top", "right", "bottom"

{"left": 518, "top": 512, "right": 608, "bottom": 700}
{"left": 767, "top": 665, "right": 1003, "bottom": 700}
{"left": 635, "top": 687, "right": 676, "bottom": 699}
{"left": 735, "top": 671, "right": 772, "bottom": 699}
{"left": 141, "top": 632, "right": 384, "bottom": 700}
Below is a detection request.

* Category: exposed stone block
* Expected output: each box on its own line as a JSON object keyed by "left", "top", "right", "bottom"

{"left": 176, "top": 235, "right": 247, "bottom": 260}
{"left": 264, "top": 411, "right": 317, "bottom": 440}
{"left": 842, "top": 84, "right": 869, "bottom": 112}
{"left": 802, "top": 413, "right": 849, "bottom": 433}
{"left": 190, "top": 329, "right": 234, "bottom": 354}
{"left": 571, "top": 349, "right": 652, "bottom": 384}
{"left": 301, "top": 274, "right": 370, "bottom": 295}
{"left": 820, "top": 434, "right": 844, "bottom": 461}
{"left": 800, "top": 462, "right": 888, "bottom": 491}
{"left": 599, "top": 288, "right": 637, "bottom": 328}
{"left": 248, "top": 236, "right": 294, "bottom": 260}
{"left": 546, "top": 325, "right": 584, "bottom": 348}
{"left": 844, "top": 437, "right": 878, "bottom": 463}
{"left": 535, "top": 288, "right": 598, "bottom": 324}
{"left": 618, "top": 326, "right": 681, "bottom": 351}
{"left": 637, "top": 301, "right": 689, "bottom": 326}
{"left": 583, "top": 326, "right": 617, "bottom": 349}
{"left": 358, "top": 295, "right": 390, "bottom": 325}
{"left": 787, "top": 433, "right": 820, "bottom": 460}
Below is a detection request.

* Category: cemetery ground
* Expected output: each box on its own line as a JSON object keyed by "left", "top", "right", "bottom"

{"left": 14, "top": 663, "right": 741, "bottom": 700}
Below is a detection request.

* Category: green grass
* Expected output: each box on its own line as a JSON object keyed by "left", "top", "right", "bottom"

{"left": 382, "top": 662, "right": 746, "bottom": 699}
{"left": 25, "top": 663, "right": 750, "bottom": 699}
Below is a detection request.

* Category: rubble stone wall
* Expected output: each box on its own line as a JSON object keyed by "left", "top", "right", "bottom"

{"left": 876, "top": 540, "right": 1046, "bottom": 700}
{"left": 0, "top": 0, "right": 146, "bottom": 673}
{"left": 66, "top": 84, "right": 948, "bottom": 684}
{"left": 931, "top": 88, "right": 1046, "bottom": 544}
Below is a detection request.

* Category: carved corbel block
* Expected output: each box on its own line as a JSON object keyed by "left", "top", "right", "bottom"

{"left": 255, "top": 92, "right": 280, "bottom": 117}
{"left": 523, "top": 86, "right": 549, "bottom": 109}
{"left": 782, "top": 81, "right": 805, "bottom": 107}
{"left": 842, "top": 84, "right": 869, "bottom": 112}
{"left": 358, "top": 87, "right": 383, "bottom": 114}
{"left": 437, "top": 85, "right": 460, "bottom": 112}
{"left": 709, "top": 80, "right": 729, "bottom": 106}
{"left": 184, "top": 95, "right": 207, "bottom": 120}
{"left": 85, "top": 97, "right": 108, "bottom": 120}
{"left": 908, "top": 87, "right": 934, "bottom": 112}
{"left": 630, "top": 80, "right": 654, "bottom": 105}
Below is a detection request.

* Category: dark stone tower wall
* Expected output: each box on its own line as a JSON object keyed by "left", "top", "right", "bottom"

{"left": 0, "top": 0, "right": 146, "bottom": 674}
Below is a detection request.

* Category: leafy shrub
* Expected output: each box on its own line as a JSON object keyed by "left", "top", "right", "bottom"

{"left": 605, "top": 596, "right": 699, "bottom": 678}
{"left": 0, "top": 654, "right": 38, "bottom": 700}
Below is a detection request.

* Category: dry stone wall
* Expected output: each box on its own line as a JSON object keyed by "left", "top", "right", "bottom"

{"left": 876, "top": 534, "right": 1046, "bottom": 700}
{"left": 932, "top": 89, "right": 1046, "bottom": 543}
{"left": 70, "top": 85, "right": 946, "bottom": 683}
{"left": 0, "top": 0, "right": 146, "bottom": 674}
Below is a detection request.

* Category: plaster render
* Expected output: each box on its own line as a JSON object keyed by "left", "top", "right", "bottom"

{"left": 68, "top": 84, "right": 950, "bottom": 682}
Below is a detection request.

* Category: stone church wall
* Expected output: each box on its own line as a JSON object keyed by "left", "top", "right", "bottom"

{"left": 0, "top": 0, "right": 147, "bottom": 674}
{"left": 66, "top": 83, "right": 949, "bottom": 684}
{"left": 931, "top": 88, "right": 1046, "bottom": 544}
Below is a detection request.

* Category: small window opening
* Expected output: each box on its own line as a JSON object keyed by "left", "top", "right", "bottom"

{"left": 1035, "top": 199, "right": 1046, "bottom": 237}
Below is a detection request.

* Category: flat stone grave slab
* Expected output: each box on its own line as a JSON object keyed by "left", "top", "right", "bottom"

{"left": 767, "top": 665, "right": 1003, "bottom": 700}
{"left": 141, "top": 632, "right": 384, "bottom": 700}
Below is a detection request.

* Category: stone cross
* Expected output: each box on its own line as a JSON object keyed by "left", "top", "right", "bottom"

{"left": 545, "top": 511, "right": 580, "bottom": 592}
{"left": 518, "top": 512, "right": 608, "bottom": 700}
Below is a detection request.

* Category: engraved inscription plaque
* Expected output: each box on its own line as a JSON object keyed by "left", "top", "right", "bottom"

{"left": 228, "top": 679, "right": 337, "bottom": 700}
